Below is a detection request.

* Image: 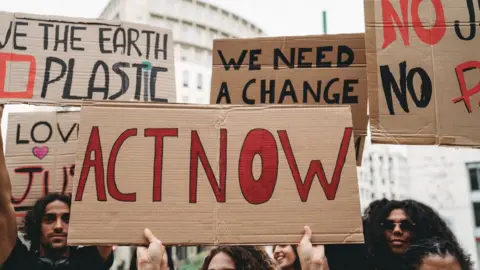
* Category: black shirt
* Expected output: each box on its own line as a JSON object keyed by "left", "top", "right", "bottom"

{"left": 2, "top": 237, "right": 114, "bottom": 270}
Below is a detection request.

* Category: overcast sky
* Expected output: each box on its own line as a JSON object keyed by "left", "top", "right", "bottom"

{"left": 0, "top": 0, "right": 365, "bottom": 36}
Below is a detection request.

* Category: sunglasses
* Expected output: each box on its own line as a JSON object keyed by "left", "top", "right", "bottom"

{"left": 380, "top": 220, "right": 416, "bottom": 231}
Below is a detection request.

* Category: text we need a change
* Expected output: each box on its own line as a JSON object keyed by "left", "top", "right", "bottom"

{"left": 0, "top": 12, "right": 176, "bottom": 104}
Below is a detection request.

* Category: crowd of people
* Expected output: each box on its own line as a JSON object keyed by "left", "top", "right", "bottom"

{"left": 0, "top": 126, "right": 474, "bottom": 270}
{"left": 0, "top": 189, "right": 474, "bottom": 269}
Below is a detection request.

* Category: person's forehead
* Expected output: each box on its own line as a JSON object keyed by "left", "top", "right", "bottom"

{"left": 387, "top": 208, "right": 408, "bottom": 220}
{"left": 209, "top": 252, "right": 235, "bottom": 269}
{"left": 419, "top": 254, "right": 461, "bottom": 270}
{"left": 44, "top": 200, "right": 70, "bottom": 214}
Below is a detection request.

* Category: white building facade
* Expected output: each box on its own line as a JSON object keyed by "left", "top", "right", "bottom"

{"left": 99, "top": 0, "right": 266, "bottom": 105}
{"left": 357, "top": 138, "right": 411, "bottom": 213}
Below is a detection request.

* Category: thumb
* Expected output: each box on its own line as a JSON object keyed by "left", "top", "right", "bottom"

{"left": 301, "top": 226, "right": 312, "bottom": 243}
{"left": 144, "top": 228, "right": 160, "bottom": 244}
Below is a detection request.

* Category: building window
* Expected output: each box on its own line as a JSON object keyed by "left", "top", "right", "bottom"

{"left": 468, "top": 163, "right": 480, "bottom": 191}
{"left": 474, "top": 203, "right": 480, "bottom": 227}
{"left": 197, "top": 73, "right": 203, "bottom": 90}
{"left": 182, "top": 70, "right": 189, "bottom": 88}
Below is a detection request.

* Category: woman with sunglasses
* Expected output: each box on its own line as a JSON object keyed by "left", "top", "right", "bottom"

{"left": 362, "top": 199, "right": 466, "bottom": 270}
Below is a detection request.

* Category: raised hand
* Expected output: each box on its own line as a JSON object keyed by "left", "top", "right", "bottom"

{"left": 136, "top": 228, "right": 168, "bottom": 270}
{"left": 297, "top": 226, "right": 329, "bottom": 270}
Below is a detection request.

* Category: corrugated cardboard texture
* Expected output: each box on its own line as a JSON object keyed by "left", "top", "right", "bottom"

{"left": 366, "top": 0, "right": 480, "bottom": 146}
{"left": 0, "top": 11, "right": 176, "bottom": 105}
{"left": 210, "top": 34, "right": 368, "bottom": 166}
{"left": 68, "top": 102, "right": 363, "bottom": 246}
{"left": 5, "top": 111, "right": 79, "bottom": 229}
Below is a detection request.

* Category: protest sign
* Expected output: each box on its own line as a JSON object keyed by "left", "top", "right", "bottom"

{"left": 67, "top": 102, "right": 363, "bottom": 245}
{"left": 5, "top": 111, "right": 78, "bottom": 228}
{"left": 210, "top": 34, "right": 367, "bottom": 165}
{"left": 365, "top": 0, "right": 480, "bottom": 146}
{"left": 0, "top": 12, "right": 176, "bottom": 105}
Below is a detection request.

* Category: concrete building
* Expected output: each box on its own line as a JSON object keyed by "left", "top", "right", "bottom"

{"left": 99, "top": 0, "right": 266, "bottom": 105}
{"left": 357, "top": 137, "right": 411, "bottom": 213}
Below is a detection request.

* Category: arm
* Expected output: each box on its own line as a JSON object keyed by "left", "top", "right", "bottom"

{"left": 0, "top": 105, "right": 18, "bottom": 264}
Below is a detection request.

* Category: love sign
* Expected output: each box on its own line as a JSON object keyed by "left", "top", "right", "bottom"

{"left": 5, "top": 110, "right": 78, "bottom": 228}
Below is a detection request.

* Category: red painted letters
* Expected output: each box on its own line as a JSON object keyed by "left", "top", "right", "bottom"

{"left": 0, "top": 52, "right": 36, "bottom": 98}
{"left": 76, "top": 127, "right": 353, "bottom": 204}
{"left": 278, "top": 127, "right": 353, "bottom": 201}
{"left": 381, "top": 0, "right": 446, "bottom": 49}
{"left": 107, "top": 128, "right": 138, "bottom": 202}
{"left": 145, "top": 128, "right": 179, "bottom": 202}
{"left": 75, "top": 126, "right": 107, "bottom": 201}
{"left": 452, "top": 61, "right": 480, "bottom": 113}
{"left": 189, "top": 129, "right": 227, "bottom": 203}
{"left": 238, "top": 129, "right": 279, "bottom": 204}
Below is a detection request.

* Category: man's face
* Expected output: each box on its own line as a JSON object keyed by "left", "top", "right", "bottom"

{"left": 40, "top": 200, "right": 70, "bottom": 250}
{"left": 383, "top": 208, "right": 414, "bottom": 255}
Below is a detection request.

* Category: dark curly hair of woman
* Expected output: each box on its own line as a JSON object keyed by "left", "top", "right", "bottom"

{"left": 402, "top": 237, "right": 472, "bottom": 269}
{"left": 362, "top": 199, "right": 469, "bottom": 270}
{"left": 23, "top": 192, "right": 71, "bottom": 253}
{"left": 201, "top": 246, "right": 277, "bottom": 270}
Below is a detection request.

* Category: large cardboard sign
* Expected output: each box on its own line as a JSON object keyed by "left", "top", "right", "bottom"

{"left": 0, "top": 12, "right": 176, "bottom": 105}
{"left": 210, "top": 34, "right": 367, "bottom": 165}
{"left": 5, "top": 111, "right": 79, "bottom": 228}
{"left": 365, "top": 0, "right": 480, "bottom": 146}
{"left": 67, "top": 102, "right": 363, "bottom": 245}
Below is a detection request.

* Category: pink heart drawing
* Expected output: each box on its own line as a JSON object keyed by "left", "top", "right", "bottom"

{"left": 32, "top": 146, "right": 49, "bottom": 160}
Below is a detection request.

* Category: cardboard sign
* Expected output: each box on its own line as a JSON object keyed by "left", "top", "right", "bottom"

{"left": 0, "top": 12, "right": 176, "bottom": 105}
{"left": 67, "top": 102, "right": 363, "bottom": 246}
{"left": 5, "top": 111, "right": 79, "bottom": 228}
{"left": 210, "top": 34, "right": 368, "bottom": 165}
{"left": 365, "top": 0, "right": 480, "bottom": 146}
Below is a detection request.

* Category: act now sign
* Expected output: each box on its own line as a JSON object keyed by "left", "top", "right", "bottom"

{"left": 67, "top": 102, "right": 363, "bottom": 246}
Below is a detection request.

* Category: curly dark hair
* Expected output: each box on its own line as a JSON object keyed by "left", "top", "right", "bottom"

{"left": 23, "top": 192, "right": 72, "bottom": 253}
{"left": 272, "top": 245, "right": 301, "bottom": 270}
{"left": 201, "top": 246, "right": 277, "bottom": 270}
{"left": 362, "top": 199, "right": 469, "bottom": 270}
{"left": 402, "top": 237, "right": 472, "bottom": 269}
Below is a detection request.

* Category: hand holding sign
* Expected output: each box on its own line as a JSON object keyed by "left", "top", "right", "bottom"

{"left": 136, "top": 228, "right": 168, "bottom": 270}
{"left": 298, "top": 226, "right": 329, "bottom": 270}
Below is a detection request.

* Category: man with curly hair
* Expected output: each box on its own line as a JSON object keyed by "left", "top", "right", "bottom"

{"left": 0, "top": 111, "right": 113, "bottom": 269}
{"left": 362, "top": 199, "right": 471, "bottom": 270}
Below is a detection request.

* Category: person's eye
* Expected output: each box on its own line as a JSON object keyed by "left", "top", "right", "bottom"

{"left": 62, "top": 214, "right": 70, "bottom": 223}
{"left": 43, "top": 215, "right": 55, "bottom": 223}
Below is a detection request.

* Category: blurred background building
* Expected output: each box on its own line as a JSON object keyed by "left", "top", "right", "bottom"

{"left": 99, "top": 0, "right": 266, "bottom": 105}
